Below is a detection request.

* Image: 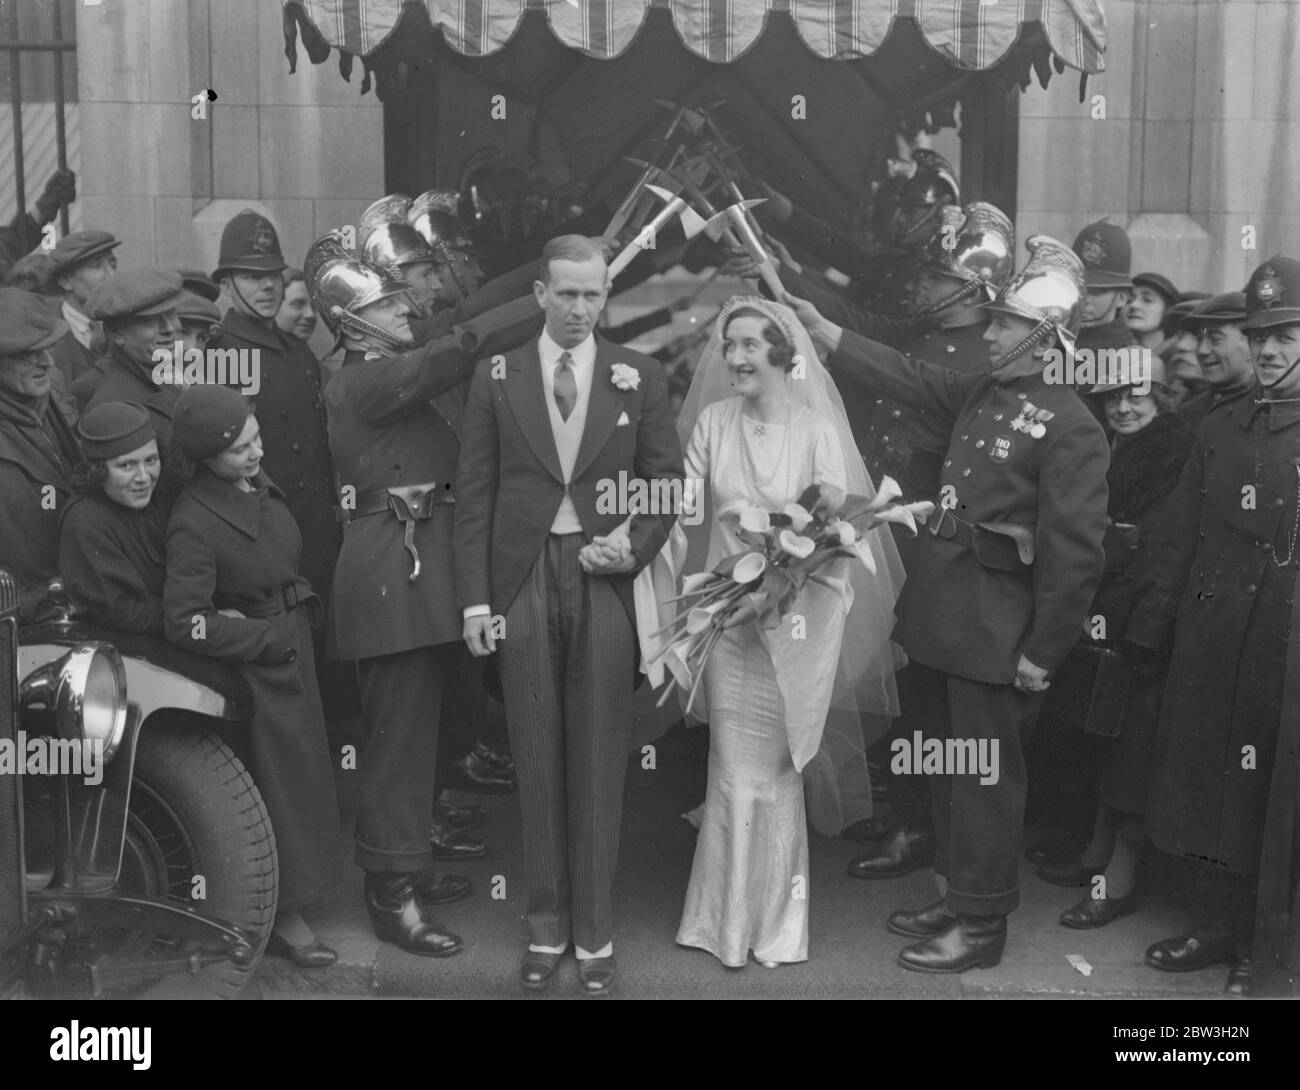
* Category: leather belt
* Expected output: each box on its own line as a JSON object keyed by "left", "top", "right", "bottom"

{"left": 928, "top": 506, "right": 976, "bottom": 548}
{"left": 238, "top": 578, "right": 315, "bottom": 620}
{"left": 929, "top": 508, "right": 1035, "bottom": 571}
{"left": 336, "top": 482, "right": 453, "bottom": 582}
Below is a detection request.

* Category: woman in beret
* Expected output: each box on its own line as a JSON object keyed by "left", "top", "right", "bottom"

{"left": 1039, "top": 350, "right": 1195, "bottom": 928}
{"left": 59, "top": 401, "right": 167, "bottom": 633}
{"left": 1126, "top": 272, "right": 1178, "bottom": 352}
{"left": 162, "top": 383, "right": 341, "bottom": 967}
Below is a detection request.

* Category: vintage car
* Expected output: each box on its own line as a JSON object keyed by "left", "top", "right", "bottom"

{"left": 1, "top": 571, "right": 277, "bottom": 998}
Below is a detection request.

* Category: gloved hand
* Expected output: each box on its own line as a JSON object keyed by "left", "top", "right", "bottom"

{"left": 36, "top": 169, "right": 77, "bottom": 223}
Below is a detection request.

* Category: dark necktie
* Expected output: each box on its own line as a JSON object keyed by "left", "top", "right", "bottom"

{"left": 554, "top": 350, "right": 576, "bottom": 421}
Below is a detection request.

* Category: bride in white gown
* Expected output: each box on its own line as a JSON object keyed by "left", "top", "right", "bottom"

{"left": 645, "top": 297, "right": 903, "bottom": 969}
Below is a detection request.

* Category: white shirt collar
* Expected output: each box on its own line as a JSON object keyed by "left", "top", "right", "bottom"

{"left": 539, "top": 328, "right": 596, "bottom": 372}
{"left": 61, "top": 299, "right": 94, "bottom": 348}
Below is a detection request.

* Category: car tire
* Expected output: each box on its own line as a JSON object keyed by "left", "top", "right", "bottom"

{"left": 122, "top": 728, "right": 278, "bottom": 998}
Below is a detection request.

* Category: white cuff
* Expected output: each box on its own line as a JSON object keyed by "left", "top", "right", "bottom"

{"left": 463, "top": 604, "right": 491, "bottom": 620}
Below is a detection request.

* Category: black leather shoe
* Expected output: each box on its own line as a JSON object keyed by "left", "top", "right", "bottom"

{"left": 841, "top": 814, "right": 898, "bottom": 848}
{"left": 898, "top": 916, "right": 1006, "bottom": 974}
{"left": 472, "top": 741, "right": 515, "bottom": 774}
{"left": 1035, "top": 857, "right": 1104, "bottom": 887}
{"left": 365, "top": 873, "right": 463, "bottom": 957}
{"left": 448, "top": 751, "right": 517, "bottom": 794}
{"left": 521, "top": 950, "right": 562, "bottom": 989}
{"left": 1144, "top": 930, "right": 1233, "bottom": 973}
{"left": 1059, "top": 888, "right": 1138, "bottom": 929}
{"left": 887, "top": 898, "right": 955, "bottom": 939}
{"left": 435, "top": 799, "right": 487, "bottom": 832}
{"left": 1224, "top": 956, "right": 1252, "bottom": 997}
{"left": 414, "top": 870, "right": 472, "bottom": 905}
{"left": 846, "top": 828, "right": 933, "bottom": 879}
{"left": 1025, "top": 837, "right": 1083, "bottom": 865}
{"left": 266, "top": 932, "right": 338, "bottom": 968}
{"left": 577, "top": 955, "right": 616, "bottom": 996}
{"left": 430, "top": 816, "right": 490, "bottom": 861}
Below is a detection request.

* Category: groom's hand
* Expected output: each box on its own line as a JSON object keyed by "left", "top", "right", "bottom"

{"left": 580, "top": 535, "right": 636, "bottom": 575}
{"left": 463, "top": 615, "right": 498, "bottom": 657}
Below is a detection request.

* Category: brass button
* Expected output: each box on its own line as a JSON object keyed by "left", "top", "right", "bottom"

{"left": 292, "top": 442, "right": 302, "bottom": 452}
{"left": 1017, "top": 393, "right": 1028, "bottom": 400}
{"left": 961, "top": 434, "right": 969, "bottom": 441}
{"left": 1246, "top": 584, "right": 1257, "bottom": 594}
{"left": 993, "top": 413, "right": 1004, "bottom": 421}
{"left": 962, "top": 468, "right": 972, "bottom": 477}
{"left": 1276, "top": 498, "right": 1286, "bottom": 508}
{"left": 891, "top": 410, "right": 901, "bottom": 419}
{"left": 975, "top": 440, "right": 985, "bottom": 449}
{"left": 944, "top": 344, "right": 955, "bottom": 353}
{"left": 944, "top": 459, "right": 953, "bottom": 468}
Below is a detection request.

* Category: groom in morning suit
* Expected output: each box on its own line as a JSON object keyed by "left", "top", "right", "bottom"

{"left": 454, "top": 235, "right": 683, "bottom": 994}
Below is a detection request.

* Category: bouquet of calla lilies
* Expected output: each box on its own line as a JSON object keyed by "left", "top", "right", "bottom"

{"left": 651, "top": 477, "right": 934, "bottom": 711}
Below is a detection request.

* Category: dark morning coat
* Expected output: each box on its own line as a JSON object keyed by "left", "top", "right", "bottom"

{"left": 1127, "top": 391, "right": 1300, "bottom": 875}
{"left": 830, "top": 329, "right": 1110, "bottom": 684}
{"left": 0, "top": 392, "right": 81, "bottom": 619}
{"left": 209, "top": 309, "right": 341, "bottom": 603}
{"left": 453, "top": 333, "right": 684, "bottom": 638}
{"left": 163, "top": 466, "right": 339, "bottom": 909}
{"left": 325, "top": 295, "right": 543, "bottom": 661}
{"left": 59, "top": 491, "right": 167, "bottom": 633}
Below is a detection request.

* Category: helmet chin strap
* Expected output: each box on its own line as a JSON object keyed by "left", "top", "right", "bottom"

{"left": 910, "top": 275, "right": 987, "bottom": 319}
{"left": 436, "top": 242, "right": 471, "bottom": 300}
{"left": 334, "top": 307, "right": 413, "bottom": 352}
{"left": 231, "top": 276, "right": 272, "bottom": 323}
{"left": 1260, "top": 353, "right": 1300, "bottom": 391}
{"left": 895, "top": 204, "right": 944, "bottom": 249}
{"left": 988, "top": 317, "right": 1055, "bottom": 375}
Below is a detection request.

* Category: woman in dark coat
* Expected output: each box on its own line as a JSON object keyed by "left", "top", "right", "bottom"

{"left": 59, "top": 401, "right": 167, "bottom": 632}
{"left": 162, "top": 383, "right": 340, "bottom": 966}
{"left": 1046, "top": 353, "right": 1195, "bottom": 927}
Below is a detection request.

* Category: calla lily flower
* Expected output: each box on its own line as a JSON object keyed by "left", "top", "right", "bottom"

{"left": 738, "top": 507, "right": 772, "bottom": 534}
{"left": 731, "top": 552, "right": 767, "bottom": 584}
{"left": 831, "top": 520, "right": 857, "bottom": 546}
{"left": 780, "top": 503, "right": 813, "bottom": 532}
{"left": 855, "top": 539, "right": 878, "bottom": 574}
{"left": 682, "top": 571, "right": 717, "bottom": 595}
{"left": 862, "top": 476, "right": 903, "bottom": 513}
{"left": 687, "top": 602, "right": 726, "bottom": 634}
{"left": 778, "top": 529, "right": 816, "bottom": 559}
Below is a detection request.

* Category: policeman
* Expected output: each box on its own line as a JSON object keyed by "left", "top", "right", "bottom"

{"left": 208, "top": 209, "right": 340, "bottom": 611}
{"left": 1126, "top": 256, "right": 1300, "bottom": 997}
{"left": 73, "top": 269, "right": 188, "bottom": 511}
{"left": 1072, "top": 220, "right": 1138, "bottom": 354}
{"left": 1172, "top": 291, "right": 1256, "bottom": 431}
{"left": 791, "top": 234, "right": 1109, "bottom": 972}
{"left": 308, "top": 234, "right": 539, "bottom": 956}
{"left": 44, "top": 230, "right": 121, "bottom": 383}
{"left": 0, "top": 289, "right": 81, "bottom": 620}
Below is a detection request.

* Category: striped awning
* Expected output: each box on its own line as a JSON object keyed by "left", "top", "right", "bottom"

{"left": 285, "top": 0, "right": 1105, "bottom": 74}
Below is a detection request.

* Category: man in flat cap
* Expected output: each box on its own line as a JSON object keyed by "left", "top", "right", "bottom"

{"left": 45, "top": 230, "right": 121, "bottom": 384}
{"left": 207, "top": 209, "right": 340, "bottom": 618}
{"left": 72, "top": 268, "right": 187, "bottom": 504}
{"left": 1172, "top": 292, "right": 1257, "bottom": 432}
{"left": 0, "top": 288, "right": 83, "bottom": 621}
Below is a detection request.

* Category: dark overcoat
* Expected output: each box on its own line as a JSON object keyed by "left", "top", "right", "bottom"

{"left": 210, "top": 309, "right": 340, "bottom": 602}
{"left": 163, "top": 466, "right": 340, "bottom": 910}
{"left": 830, "top": 329, "right": 1110, "bottom": 683}
{"left": 59, "top": 490, "right": 167, "bottom": 633}
{"left": 47, "top": 328, "right": 100, "bottom": 386}
{"left": 1128, "top": 392, "right": 1300, "bottom": 874}
{"left": 0, "top": 392, "right": 81, "bottom": 617}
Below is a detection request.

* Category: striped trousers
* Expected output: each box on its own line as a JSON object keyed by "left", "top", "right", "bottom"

{"left": 497, "top": 532, "right": 635, "bottom": 952}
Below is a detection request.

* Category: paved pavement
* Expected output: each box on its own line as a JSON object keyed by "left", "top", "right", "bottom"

{"left": 250, "top": 709, "right": 1234, "bottom": 1001}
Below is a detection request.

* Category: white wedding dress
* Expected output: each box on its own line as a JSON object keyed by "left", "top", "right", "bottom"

{"left": 675, "top": 396, "right": 852, "bottom": 967}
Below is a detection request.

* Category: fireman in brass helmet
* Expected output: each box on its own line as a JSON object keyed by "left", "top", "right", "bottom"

{"left": 788, "top": 235, "right": 1109, "bottom": 973}
{"left": 308, "top": 233, "right": 540, "bottom": 957}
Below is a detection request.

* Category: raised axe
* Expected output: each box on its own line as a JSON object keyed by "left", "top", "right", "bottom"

{"left": 603, "top": 141, "right": 685, "bottom": 239}
{"left": 701, "top": 198, "right": 784, "bottom": 300}
{"left": 606, "top": 182, "right": 707, "bottom": 281}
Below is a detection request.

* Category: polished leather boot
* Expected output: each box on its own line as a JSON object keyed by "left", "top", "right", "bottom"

{"left": 1224, "top": 955, "right": 1252, "bottom": 997}
{"left": 1058, "top": 888, "right": 1138, "bottom": 929}
{"left": 448, "top": 750, "right": 517, "bottom": 794}
{"left": 846, "top": 826, "right": 933, "bottom": 879}
{"left": 1035, "top": 856, "right": 1103, "bottom": 887}
{"left": 429, "top": 814, "right": 490, "bottom": 860}
{"left": 435, "top": 799, "right": 487, "bottom": 832}
{"left": 414, "top": 870, "right": 472, "bottom": 905}
{"left": 520, "top": 949, "right": 563, "bottom": 989}
{"left": 841, "top": 813, "right": 899, "bottom": 849}
{"left": 887, "top": 897, "right": 956, "bottom": 938}
{"left": 898, "top": 916, "right": 1007, "bottom": 973}
{"left": 365, "top": 872, "right": 463, "bottom": 957}
{"left": 1144, "top": 930, "right": 1233, "bottom": 973}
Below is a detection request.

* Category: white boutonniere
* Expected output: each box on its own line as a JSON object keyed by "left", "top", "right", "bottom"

{"left": 611, "top": 363, "right": 641, "bottom": 391}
